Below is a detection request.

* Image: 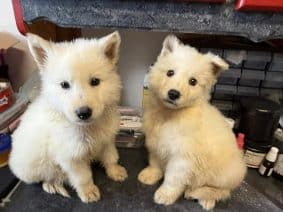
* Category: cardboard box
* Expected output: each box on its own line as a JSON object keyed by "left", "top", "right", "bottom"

{"left": 239, "top": 79, "right": 261, "bottom": 87}
{"left": 261, "top": 80, "right": 283, "bottom": 89}
{"left": 237, "top": 86, "right": 259, "bottom": 96}
{"left": 215, "top": 85, "right": 237, "bottom": 95}
{"left": 269, "top": 53, "right": 283, "bottom": 72}
{"left": 242, "top": 69, "right": 265, "bottom": 80}
{"left": 266, "top": 72, "right": 283, "bottom": 82}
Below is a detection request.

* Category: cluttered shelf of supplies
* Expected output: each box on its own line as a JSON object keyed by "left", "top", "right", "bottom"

{"left": 1, "top": 49, "right": 283, "bottom": 211}
{"left": 16, "top": 0, "right": 283, "bottom": 42}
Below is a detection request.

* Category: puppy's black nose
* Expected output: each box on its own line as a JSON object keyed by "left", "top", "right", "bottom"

{"left": 168, "top": 89, "right": 180, "bottom": 100}
{"left": 76, "top": 106, "right": 92, "bottom": 120}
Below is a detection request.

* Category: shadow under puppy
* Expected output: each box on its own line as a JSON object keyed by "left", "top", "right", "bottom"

{"left": 138, "top": 35, "right": 246, "bottom": 210}
{"left": 9, "top": 32, "right": 128, "bottom": 202}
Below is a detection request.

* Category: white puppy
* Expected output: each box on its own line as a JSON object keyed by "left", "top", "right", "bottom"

{"left": 9, "top": 32, "right": 127, "bottom": 203}
{"left": 138, "top": 35, "right": 246, "bottom": 210}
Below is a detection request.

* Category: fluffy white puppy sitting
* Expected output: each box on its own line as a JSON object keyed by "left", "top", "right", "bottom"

{"left": 138, "top": 35, "right": 246, "bottom": 210}
{"left": 9, "top": 32, "right": 127, "bottom": 203}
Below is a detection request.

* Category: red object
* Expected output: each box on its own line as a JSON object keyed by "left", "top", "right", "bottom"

{"left": 0, "top": 82, "right": 14, "bottom": 113}
{"left": 237, "top": 133, "right": 245, "bottom": 150}
{"left": 235, "top": 0, "right": 283, "bottom": 12}
{"left": 12, "top": 0, "right": 27, "bottom": 35}
{"left": 180, "top": 0, "right": 226, "bottom": 3}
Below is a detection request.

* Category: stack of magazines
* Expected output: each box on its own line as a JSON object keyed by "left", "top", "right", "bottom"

{"left": 0, "top": 71, "right": 41, "bottom": 134}
{"left": 116, "top": 107, "right": 144, "bottom": 148}
{"left": 0, "top": 94, "right": 28, "bottom": 134}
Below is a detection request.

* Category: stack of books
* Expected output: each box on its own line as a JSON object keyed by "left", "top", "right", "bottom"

{"left": 116, "top": 107, "right": 144, "bottom": 148}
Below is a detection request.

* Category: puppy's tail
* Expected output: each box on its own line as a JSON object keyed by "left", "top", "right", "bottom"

{"left": 185, "top": 186, "right": 230, "bottom": 201}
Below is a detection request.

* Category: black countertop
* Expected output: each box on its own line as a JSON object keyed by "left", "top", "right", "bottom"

{"left": 0, "top": 166, "right": 18, "bottom": 201}
{"left": 19, "top": 0, "right": 283, "bottom": 42}
{"left": 2, "top": 148, "right": 283, "bottom": 212}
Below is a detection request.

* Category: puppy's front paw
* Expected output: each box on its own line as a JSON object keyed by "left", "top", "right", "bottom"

{"left": 138, "top": 167, "right": 162, "bottom": 185}
{"left": 106, "top": 164, "right": 128, "bottom": 182}
{"left": 199, "top": 199, "right": 215, "bottom": 211}
{"left": 42, "top": 182, "right": 70, "bottom": 198}
{"left": 154, "top": 186, "right": 178, "bottom": 205}
{"left": 78, "top": 184, "right": 100, "bottom": 203}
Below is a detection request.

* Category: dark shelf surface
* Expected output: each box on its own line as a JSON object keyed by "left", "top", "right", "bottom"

{"left": 2, "top": 148, "right": 283, "bottom": 212}
{"left": 20, "top": 0, "right": 283, "bottom": 42}
{"left": 0, "top": 166, "right": 18, "bottom": 200}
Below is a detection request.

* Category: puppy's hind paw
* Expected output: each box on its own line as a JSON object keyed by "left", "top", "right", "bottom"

{"left": 138, "top": 166, "right": 162, "bottom": 185}
{"left": 78, "top": 184, "right": 100, "bottom": 203}
{"left": 42, "top": 182, "right": 70, "bottom": 198}
{"left": 199, "top": 199, "right": 216, "bottom": 211}
{"left": 106, "top": 164, "right": 128, "bottom": 182}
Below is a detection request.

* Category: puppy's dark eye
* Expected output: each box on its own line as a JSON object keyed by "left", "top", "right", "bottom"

{"left": 167, "top": 70, "right": 175, "bottom": 77}
{"left": 60, "top": 81, "right": 70, "bottom": 89}
{"left": 90, "top": 78, "right": 100, "bottom": 86}
{"left": 189, "top": 78, "right": 197, "bottom": 86}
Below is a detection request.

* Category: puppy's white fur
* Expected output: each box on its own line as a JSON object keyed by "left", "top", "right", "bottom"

{"left": 9, "top": 32, "right": 127, "bottom": 203}
{"left": 138, "top": 35, "right": 246, "bottom": 210}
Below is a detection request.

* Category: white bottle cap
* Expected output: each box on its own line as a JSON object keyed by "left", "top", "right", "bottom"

{"left": 225, "top": 118, "right": 235, "bottom": 129}
{"left": 265, "top": 147, "right": 279, "bottom": 162}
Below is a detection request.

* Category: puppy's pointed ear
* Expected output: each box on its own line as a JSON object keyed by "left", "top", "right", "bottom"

{"left": 26, "top": 33, "right": 51, "bottom": 69}
{"left": 99, "top": 31, "right": 121, "bottom": 64}
{"left": 161, "top": 35, "right": 182, "bottom": 56}
{"left": 206, "top": 53, "right": 229, "bottom": 76}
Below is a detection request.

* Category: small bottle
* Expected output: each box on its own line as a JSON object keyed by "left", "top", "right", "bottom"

{"left": 258, "top": 147, "right": 279, "bottom": 177}
{"left": 272, "top": 129, "right": 283, "bottom": 181}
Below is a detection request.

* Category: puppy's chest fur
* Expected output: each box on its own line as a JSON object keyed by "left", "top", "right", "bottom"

{"left": 52, "top": 125, "right": 103, "bottom": 159}
{"left": 44, "top": 106, "right": 119, "bottom": 161}
{"left": 157, "top": 123, "right": 189, "bottom": 160}
{"left": 144, "top": 105, "right": 202, "bottom": 162}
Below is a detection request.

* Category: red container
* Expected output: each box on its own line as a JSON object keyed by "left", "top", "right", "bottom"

{"left": 180, "top": 0, "right": 226, "bottom": 2}
{"left": 0, "top": 81, "right": 14, "bottom": 113}
{"left": 235, "top": 0, "right": 283, "bottom": 12}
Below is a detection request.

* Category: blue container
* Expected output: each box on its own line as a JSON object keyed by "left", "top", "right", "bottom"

{"left": 0, "top": 134, "right": 11, "bottom": 167}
